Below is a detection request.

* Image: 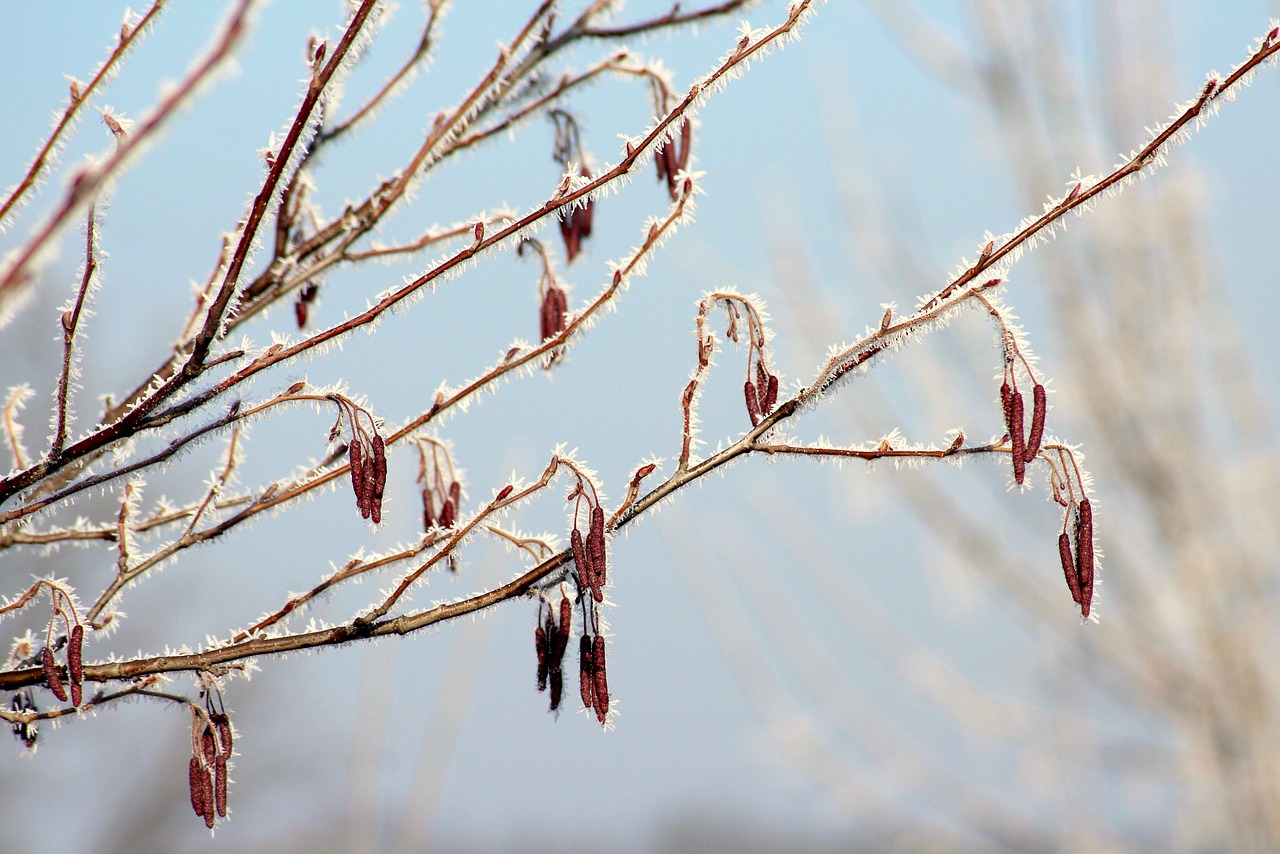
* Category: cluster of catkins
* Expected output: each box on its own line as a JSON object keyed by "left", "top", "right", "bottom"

{"left": 999, "top": 365, "right": 1046, "bottom": 486}
{"left": 744, "top": 353, "right": 780, "bottom": 427}
{"left": 654, "top": 119, "right": 693, "bottom": 201}
{"left": 40, "top": 623, "right": 84, "bottom": 708}
{"left": 534, "top": 500, "right": 610, "bottom": 725}
{"left": 1059, "top": 498, "right": 1096, "bottom": 618}
{"left": 347, "top": 429, "right": 387, "bottom": 524}
{"left": 188, "top": 710, "right": 233, "bottom": 829}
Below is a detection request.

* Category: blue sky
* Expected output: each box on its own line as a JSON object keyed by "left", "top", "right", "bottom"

{"left": 2, "top": 2, "right": 1278, "bottom": 850}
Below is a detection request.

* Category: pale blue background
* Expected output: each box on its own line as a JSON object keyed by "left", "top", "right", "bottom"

{"left": 2, "top": 2, "right": 1278, "bottom": 850}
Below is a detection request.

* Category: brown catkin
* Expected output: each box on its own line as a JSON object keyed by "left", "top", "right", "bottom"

{"left": 1024, "top": 383, "right": 1046, "bottom": 461}
{"left": 535, "top": 625, "right": 549, "bottom": 692}
{"left": 571, "top": 527, "right": 591, "bottom": 591}
{"left": 755, "top": 360, "right": 769, "bottom": 410}
{"left": 68, "top": 625, "right": 83, "bottom": 689}
{"left": 592, "top": 635, "right": 610, "bottom": 724}
{"left": 1076, "top": 499, "right": 1095, "bottom": 617}
{"left": 579, "top": 635, "right": 595, "bottom": 710}
{"left": 41, "top": 647, "right": 67, "bottom": 703}
{"left": 1059, "top": 532, "right": 1081, "bottom": 605}
{"left": 764, "top": 373, "right": 778, "bottom": 415}
{"left": 558, "top": 597, "right": 572, "bottom": 648}
{"left": 213, "top": 713, "right": 233, "bottom": 756}
{"left": 549, "top": 668, "right": 563, "bottom": 712}
{"left": 1010, "top": 391, "right": 1026, "bottom": 485}
{"left": 588, "top": 506, "right": 607, "bottom": 599}
{"left": 439, "top": 500, "right": 454, "bottom": 529}
{"left": 189, "top": 756, "right": 206, "bottom": 817}
{"left": 215, "top": 754, "right": 228, "bottom": 817}
{"left": 744, "top": 379, "right": 761, "bottom": 426}
{"left": 1000, "top": 380, "right": 1013, "bottom": 432}
{"left": 372, "top": 435, "right": 386, "bottom": 499}
{"left": 349, "top": 441, "right": 365, "bottom": 513}
{"left": 677, "top": 119, "right": 694, "bottom": 171}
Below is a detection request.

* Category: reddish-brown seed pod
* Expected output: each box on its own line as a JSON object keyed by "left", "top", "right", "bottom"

{"left": 579, "top": 635, "right": 595, "bottom": 710}
{"left": 41, "top": 647, "right": 67, "bottom": 703}
{"left": 70, "top": 680, "right": 82, "bottom": 708}
{"left": 294, "top": 299, "right": 308, "bottom": 329}
{"left": 592, "top": 635, "right": 610, "bottom": 724}
{"left": 448, "top": 481, "right": 461, "bottom": 509}
{"left": 215, "top": 754, "right": 228, "bottom": 817}
{"left": 495, "top": 484, "right": 514, "bottom": 502}
{"left": 439, "top": 499, "right": 454, "bottom": 529}
{"left": 1076, "top": 499, "right": 1095, "bottom": 617}
{"left": 190, "top": 756, "right": 207, "bottom": 817}
{"left": 577, "top": 197, "right": 593, "bottom": 240}
{"left": 1010, "top": 391, "right": 1026, "bottom": 485}
{"left": 1024, "top": 383, "right": 1046, "bottom": 462}
{"left": 1059, "top": 532, "right": 1081, "bottom": 605}
{"left": 744, "top": 379, "right": 761, "bottom": 426}
{"left": 571, "top": 527, "right": 591, "bottom": 591}
{"left": 755, "top": 360, "right": 769, "bottom": 406}
{"left": 588, "top": 506, "right": 607, "bottom": 599}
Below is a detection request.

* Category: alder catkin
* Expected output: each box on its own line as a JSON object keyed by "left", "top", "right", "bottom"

{"left": 1024, "top": 383, "right": 1046, "bottom": 461}
{"left": 215, "top": 755, "right": 228, "bottom": 818}
{"left": 588, "top": 505, "right": 607, "bottom": 600}
{"left": 41, "top": 647, "right": 67, "bottom": 703}
{"left": 579, "top": 635, "right": 595, "bottom": 710}
{"left": 571, "top": 527, "right": 591, "bottom": 591}
{"left": 190, "top": 756, "right": 206, "bottom": 817}
{"left": 1058, "top": 532, "right": 1081, "bottom": 605}
{"left": 1010, "top": 390, "right": 1026, "bottom": 485}
{"left": 1076, "top": 499, "right": 1096, "bottom": 617}
{"left": 592, "top": 635, "right": 610, "bottom": 724}
{"left": 744, "top": 380, "right": 761, "bottom": 426}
